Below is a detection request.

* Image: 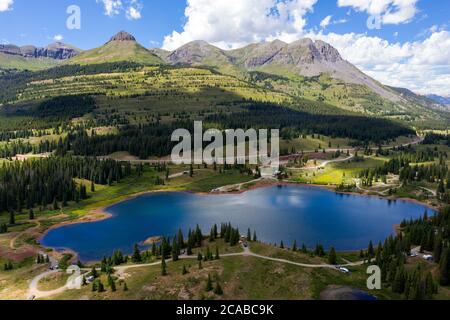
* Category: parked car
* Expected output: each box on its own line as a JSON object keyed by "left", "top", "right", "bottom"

{"left": 339, "top": 267, "right": 350, "bottom": 274}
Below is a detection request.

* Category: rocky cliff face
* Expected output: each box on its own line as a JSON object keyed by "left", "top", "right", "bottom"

{"left": 109, "top": 31, "right": 136, "bottom": 42}
{"left": 0, "top": 42, "right": 80, "bottom": 60}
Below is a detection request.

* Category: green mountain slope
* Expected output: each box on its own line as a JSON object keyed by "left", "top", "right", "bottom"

{"left": 0, "top": 53, "right": 61, "bottom": 71}
{"left": 68, "top": 31, "right": 163, "bottom": 66}
{"left": 156, "top": 39, "right": 447, "bottom": 126}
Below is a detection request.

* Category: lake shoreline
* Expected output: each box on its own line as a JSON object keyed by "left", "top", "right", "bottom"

{"left": 38, "top": 179, "right": 439, "bottom": 261}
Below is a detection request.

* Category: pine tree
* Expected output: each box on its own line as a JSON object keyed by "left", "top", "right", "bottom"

{"left": 182, "top": 265, "right": 188, "bottom": 275}
{"left": 292, "top": 240, "right": 297, "bottom": 252}
{"left": 280, "top": 241, "right": 284, "bottom": 249}
{"left": 214, "top": 282, "right": 224, "bottom": 295}
{"left": 91, "top": 267, "right": 98, "bottom": 279}
{"left": 172, "top": 240, "right": 179, "bottom": 262}
{"left": 29, "top": 209, "right": 34, "bottom": 220}
{"left": 392, "top": 266, "right": 406, "bottom": 294}
{"left": 433, "top": 236, "right": 443, "bottom": 264}
{"left": 439, "top": 248, "right": 450, "bottom": 286}
{"left": 247, "top": 228, "right": 251, "bottom": 241}
{"left": 368, "top": 241, "right": 375, "bottom": 258}
{"left": 205, "top": 274, "right": 213, "bottom": 292}
{"left": 9, "top": 210, "right": 15, "bottom": 225}
{"left": 215, "top": 247, "right": 220, "bottom": 260}
{"left": 97, "top": 281, "right": 105, "bottom": 293}
{"left": 253, "top": 231, "right": 257, "bottom": 242}
{"left": 53, "top": 198, "right": 58, "bottom": 211}
{"left": 161, "top": 257, "right": 167, "bottom": 276}
{"left": 301, "top": 243, "right": 308, "bottom": 254}
{"left": 328, "top": 247, "right": 337, "bottom": 265}
{"left": 132, "top": 243, "right": 142, "bottom": 263}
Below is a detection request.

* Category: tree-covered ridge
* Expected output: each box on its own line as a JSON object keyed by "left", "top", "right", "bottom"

{"left": 30, "top": 95, "right": 96, "bottom": 120}
{"left": 0, "top": 156, "right": 132, "bottom": 220}
{"left": 0, "top": 62, "right": 146, "bottom": 103}
{"left": 205, "top": 103, "right": 414, "bottom": 143}
{"left": 56, "top": 121, "right": 192, "bottom": 159}
{"left": 44, "top": 102, "right": 414, "bottom": 160}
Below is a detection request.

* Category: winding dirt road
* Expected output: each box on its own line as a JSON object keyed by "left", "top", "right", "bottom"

{"left": 28, "top": 244, "right": 364, "bottom": 300}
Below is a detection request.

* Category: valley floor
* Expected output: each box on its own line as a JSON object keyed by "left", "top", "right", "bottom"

{"left": 0, "top": 136, "right": 448, "bottom": 300}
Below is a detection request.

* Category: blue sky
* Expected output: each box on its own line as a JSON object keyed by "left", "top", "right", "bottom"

{"left": 0, "top": 0, "right": 449, "bottom": 95}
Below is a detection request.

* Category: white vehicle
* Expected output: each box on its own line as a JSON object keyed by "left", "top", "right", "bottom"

{"left": 423, "top": 255, "right": 433, "bottom": 261}
{"left": 339, "top": 267, "right": 350, "bottom": 274}
{"left": 410, "top": 252, "right": 418, "bottom": 257}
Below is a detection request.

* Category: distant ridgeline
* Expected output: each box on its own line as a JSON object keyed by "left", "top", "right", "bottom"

{"left": 0, "top": 58, "right": 418, "bottom": 160}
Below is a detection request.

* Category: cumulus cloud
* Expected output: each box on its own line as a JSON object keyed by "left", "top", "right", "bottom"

{"left": 53, "top": 34, "right": 64, "bottom": 42}
{"left": 0, "top": 0, "right": 13, "bottom": 12}
{"left": 337, "top": 0, "right": 419, "bottom": 25}
{"left": 308, "top": 30, "right": 450, "bottom": 95}
{"left": 161, "top": 0, "right": 448, "bottom": 94}
{"left": 163, "top": 0, "right": 318, "bottom": 50}
{"left": 97, "top": 0, "right": 142, "bottom": 20}
{"left": 97, "top": 0, "right": 122, "bottom": 16}
{"left": 320, "top": 15, "right": 347, "bottom": 29}
{"left": 320, "top": 15, "right": 333, "bottom": 28}
{"left": 126, "top": 6, "right": 141, "bottom": 20}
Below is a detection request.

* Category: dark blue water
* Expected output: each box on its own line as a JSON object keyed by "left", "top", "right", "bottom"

{"left": 40, "top": 185, "right": 432, "bottom": 262}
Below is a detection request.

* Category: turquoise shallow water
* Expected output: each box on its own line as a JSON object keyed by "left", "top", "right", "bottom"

{"left": 40, "top": 185, "right": 432, "bottom": 262}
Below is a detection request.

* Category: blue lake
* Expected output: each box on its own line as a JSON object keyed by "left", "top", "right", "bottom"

{"left": 40, "top": 185, "right": 432, "bottom": 262}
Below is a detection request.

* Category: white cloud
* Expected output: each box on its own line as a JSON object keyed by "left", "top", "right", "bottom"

{"left": 308, "top": 30, "right": 450, "bottom": 95}
{"left": 320, "top": 15, "right": 332, "bottom": 28}
{"left": 162, "top": 0, "right": 450, "bottom": 95}
{"left": 97, "top": 0, "right": 122, "bottom": 16}
{"left": 320, "top": 15, "right": 347, "bottom": 29}
{"left": 53, "top": 34, "right": 64, "bottom": 42}
{"left": 337, "top": 0, "right": 419, "bottom": 25}
{"left": 126, "top": 6, "right": 141, "bottom": 20}
{"left": 163, "top": 0, "right": 318, "bottom": 50}
{"left": 97, "top": 0, "right": 142, "bottom": 20}
{"left": 0, "top": 0, "right": 13, "bottom": 12}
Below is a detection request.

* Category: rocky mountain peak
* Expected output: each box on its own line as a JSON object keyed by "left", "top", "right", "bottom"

{"left": 109, "top": 31, "right": 136, "bottom": 42}
{"left": 313, "top": 40, "right": 342, "bottom": 63}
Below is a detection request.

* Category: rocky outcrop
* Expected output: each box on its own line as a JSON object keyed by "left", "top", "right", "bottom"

{"left": 0, "top": 42, "right": 80, "bottom": 60}
{"left": 109, "top": 31, "right": 136, "bottom": 42}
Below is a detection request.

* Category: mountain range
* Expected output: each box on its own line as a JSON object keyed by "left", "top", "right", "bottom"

{"left": 0, "top": 31, "right": 448, "bottom": 125}
{"left": 426, "top": 94, "right": 450, "bottom": 107}
{"left": 151, "top": 39, "right": 401, "bottom": 103}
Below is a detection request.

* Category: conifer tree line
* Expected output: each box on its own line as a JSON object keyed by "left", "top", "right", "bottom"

{"left": 366, "top": 206, "right": 450, "bottom": 299}
{"left": 205, "top": 103, "right": 414, "bottom": 143}
{"left": 0, "top": 156, "right": 132, "bottom": 215}
{"left": 96, "top": 223, "right": 250, "bottom": 270}
{"left": 54, "top": 121, "right": 193, "bottom": 159}
{"left": 359, "top": 148, "right": 449, "bottom": 201}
